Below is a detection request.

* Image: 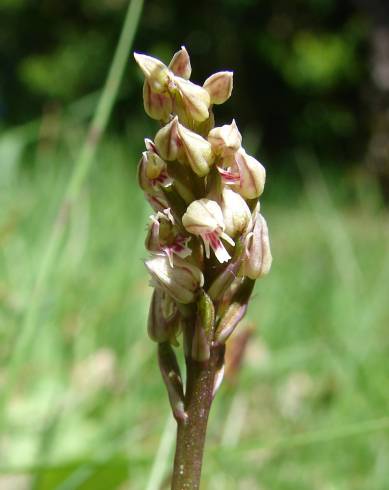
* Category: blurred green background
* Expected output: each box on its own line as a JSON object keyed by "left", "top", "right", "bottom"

{"left": 1, "top": 0, "right": 389, "bottom": 489}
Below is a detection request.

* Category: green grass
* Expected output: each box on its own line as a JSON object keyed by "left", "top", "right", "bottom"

{"left": 1, "top": 138, "right": 389, "bottom": 490}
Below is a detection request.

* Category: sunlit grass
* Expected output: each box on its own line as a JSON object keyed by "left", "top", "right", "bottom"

{"left": 1, "top": 139, "right": 388, "bottom": 489}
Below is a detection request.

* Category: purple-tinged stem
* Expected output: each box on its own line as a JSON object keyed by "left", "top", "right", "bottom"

{"left": 171, "top": 344, "right": 223, "bottom": 489}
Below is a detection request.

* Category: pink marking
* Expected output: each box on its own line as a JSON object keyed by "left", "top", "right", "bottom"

{"left": 150, "top": 169, "right": 170, "bottom": 187}
{"left": 203, "top": 231, "right": 231, "bottom": 263}
{"left": 207, "top": 232, "right": 219, "bottom": 250}
{"left": 144, "top": 138, "right": 158, "bottom": 154}
{"left": 217, "top": 167, "right": 240, "bottom": 184}
{"left": 171, "top": 243, "right": 183, "bottom": 253}
{"left": 147, "top": 194, "right": 168, "bottom": 211}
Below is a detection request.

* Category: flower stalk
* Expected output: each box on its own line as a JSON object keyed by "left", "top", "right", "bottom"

{"left": 134, "top": 46, "right": 272, "bottom": 489}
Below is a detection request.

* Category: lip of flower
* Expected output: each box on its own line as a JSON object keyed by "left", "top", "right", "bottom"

{"left": 217, "top": 165, "right": 241, "bottom": 184}
{"left": 182, "top": 199, "right": 235, "bottom": 264}
{"left": 216, "top": 148, "right": 266, "bottom": 200}
{"left": 145, "top": 255, "right": 204, "bottom": 304}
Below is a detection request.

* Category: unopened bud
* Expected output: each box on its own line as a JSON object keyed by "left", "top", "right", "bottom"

{"left": 174, "top": 77, "right": 211, "bottom": 123}
{"left": 234, "top": 148, "right": 266, "bottom": 199}
{"left": 208, "top": 120, "right": 242, "bottom": 156}
{"left": 198, "top": 290, "right": 215, "bottom": 338}
{"left": 215, "top": 302, "right": 247, "bottom": 344}
{"left": 215, "top": 277, "right": 254, "bottom": 343}
{"left": 145, "top": 255, "right": 204, "bottom": 304}
{"left": 154, "top": 116, "right": 182, "bottom": 161}
{"left": 138, "top": 151, "right": 170, "bottom": 194}
{"left": 138, "top": 152, "right": 153, "bottom": 194}
{"left": 177, "top": 123, "right": 214, "bottom": 177}
{"left": 221, "top": 188, "right": 252, "bottom": 238}
{"left": 203, "top": 71, "right": 233, "bottom": 105}
{"left": 148, "top": 289, "right": 180, "bottom": 343}
{"left": 191, "top": 291, "right": 215, "bottom": 362}
{"left": 169, "top": 46, "right": 192, "bottom": 80}
{"left": 134, "top": 53, "right": 170, "bottom": 93}
{"left": 144, "top": 151, "right": 166, "bottom": 180}
{"left": 241, "top": 212, "right": 272, "bottom": 279}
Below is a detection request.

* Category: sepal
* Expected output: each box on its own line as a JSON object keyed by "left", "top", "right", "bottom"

{"left": 134, "top": 53, "right": 170, "bottom": 93}
{"left": 177, "top": 123, "right": 214, "bottom": 177}
{"left": 234, "top": 148, "right": 266, "bottom": 199}
{"left": 143, "top": 81, "right": 172, "bottom": 121}
{"left": 203, "top": 71, "right": 233, "bottom": 105}
{"left": 221, "top": 188, "right": 252, "bottom": 238}
{"left": 154, "top": 116, "right": 182, "bottom": 161}
{"left": 208, "top": 119, "right": 242, "bottom": 156}
{"left": 174, "top": 77, "right": 211, "bottom": 123}
{"left": 169, "top": 46, "right": 191, "bottom": 79}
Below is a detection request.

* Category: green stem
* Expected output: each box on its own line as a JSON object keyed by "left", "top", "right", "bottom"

{"left": 171, "top": 345, "right": 223, "bottom": 490}
{"left": 3, "top": 0, "right": 144, "bottom": 410}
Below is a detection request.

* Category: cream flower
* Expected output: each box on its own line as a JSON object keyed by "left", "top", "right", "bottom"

{"left": 182, "top": 199, "right": 235, "bottom": 263}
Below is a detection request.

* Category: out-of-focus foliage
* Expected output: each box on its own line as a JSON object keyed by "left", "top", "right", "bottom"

{"left": 0, "top": 0, "right": 371, "bottom": 172}
{"left": 1, "top": 141, "right": 388, "bottom": 489}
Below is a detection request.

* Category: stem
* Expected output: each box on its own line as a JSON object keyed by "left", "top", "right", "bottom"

{"left": 171, "top": 345, "right": 223, "bottom": 490}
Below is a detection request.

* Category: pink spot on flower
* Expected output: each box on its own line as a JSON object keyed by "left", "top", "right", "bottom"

{"left": 217, "top": 166, "right": 240, "bottom": 184}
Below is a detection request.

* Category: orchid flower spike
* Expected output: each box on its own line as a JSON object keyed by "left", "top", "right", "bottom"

{"left": 135, "top": 48, "right": 272, "bottom": 449}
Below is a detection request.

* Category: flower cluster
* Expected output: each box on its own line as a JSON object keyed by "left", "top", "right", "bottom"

{"left": 135, "top": 47, "right": 272, "bottom": 407}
